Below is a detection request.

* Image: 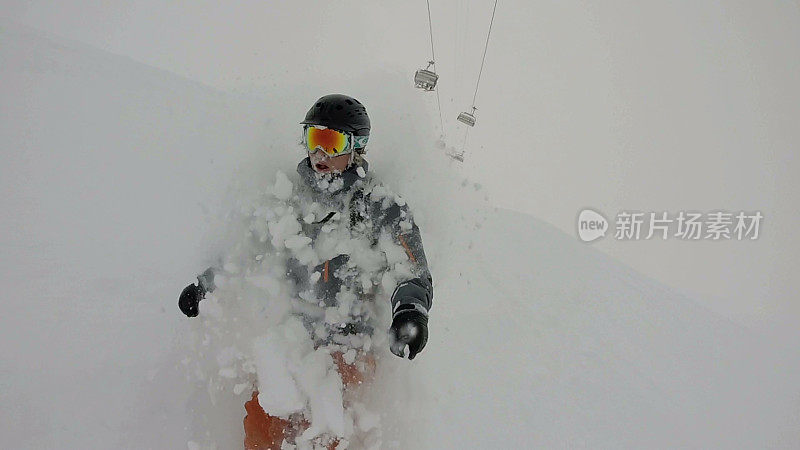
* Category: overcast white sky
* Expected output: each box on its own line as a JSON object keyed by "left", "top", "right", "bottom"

{"left": 3, "top": 0, "right": 799, "bottom": 336}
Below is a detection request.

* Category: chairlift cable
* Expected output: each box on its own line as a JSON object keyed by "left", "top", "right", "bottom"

{"left": 425, "top": 0, "right": 445, "bottom": 135}
{"left": 435, "top": 87, "right": 444, "bottom": 135}
{"left": 454, "top": 0, "right": 497, "bottom": 159}
{"left": 471, "top": 0, "right": 498, "bottom": 108}
{"left": 426, "top": 0, "right": 436, "bottom": 62}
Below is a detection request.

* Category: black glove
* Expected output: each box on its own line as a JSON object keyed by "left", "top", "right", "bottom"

{"left": 178, "top": 283, "right": 205, "bottom": 317}
{"left": 389, "top": 305, "right": 429, "bottom": 360}
{"left": 178, "top": 268, "right": 216, "bottom": 318}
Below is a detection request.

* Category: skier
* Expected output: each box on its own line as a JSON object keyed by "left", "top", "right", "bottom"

{"left": 178, "top": 94, "right": 433, "bottom": 449}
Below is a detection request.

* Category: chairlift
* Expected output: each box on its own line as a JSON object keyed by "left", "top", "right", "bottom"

{"left": 446, "top": 148, "right": 465, "bottom": 162}
{"left": 457, "top": 106, "right": 477, "bottom": 127}
{"left": 414, "top": 61, "right": 439, "bottom": 91}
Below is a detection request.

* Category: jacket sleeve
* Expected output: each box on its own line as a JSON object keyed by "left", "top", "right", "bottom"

{"left": 374, "top": 198, "right": 434, "bottom": 316}
{"left": 197, "top": 267, "right": 217, "bottom": 294}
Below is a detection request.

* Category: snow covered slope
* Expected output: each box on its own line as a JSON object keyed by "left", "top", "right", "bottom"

{"left": 0, "top": 21, "right": 271, "bottom": 448}
{"left": 1, "top": 21, "right": 798, "bottom": 449}
{"left": 411, "top": 207, "right": 800, "bottom": 448}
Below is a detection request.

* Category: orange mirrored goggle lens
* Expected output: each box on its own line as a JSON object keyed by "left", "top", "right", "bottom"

{"left": 306, "top": 127, "right": 350, "bottom": 156}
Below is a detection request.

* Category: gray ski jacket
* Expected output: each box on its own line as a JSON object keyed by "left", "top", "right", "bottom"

{"left": 198, "top": 157, "right": 433, "bottom": 337}
{"left": 292, "top": 158, "right": 432, "bottom": 314}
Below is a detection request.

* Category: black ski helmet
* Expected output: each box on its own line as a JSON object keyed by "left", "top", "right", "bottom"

{"left": 301, "top": 94, "right": 370, "bottom": 137}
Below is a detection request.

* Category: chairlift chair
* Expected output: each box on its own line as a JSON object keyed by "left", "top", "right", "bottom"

{"left": 446, "top": 148, "right": 465, "bottom": 162}
{"left": 457, "top": 106, "right": 477, "bottom": 127}
{"left": 414, "top": 61, "right": 439, "bottom": 91}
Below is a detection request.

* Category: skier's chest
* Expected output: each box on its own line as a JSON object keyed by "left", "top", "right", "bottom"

{"left": 295, "top": 191, "right": 373, "bottom": 248}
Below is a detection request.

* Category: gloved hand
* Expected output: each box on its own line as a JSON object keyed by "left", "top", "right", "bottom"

{"left": 389, "top": 305, "right": 429, "bottom": 360}
{"left": 178, "top": 283, "right": 205, "bottom": 317}
{"left": 178, "top": 268, "right": 216, "bottom": 318}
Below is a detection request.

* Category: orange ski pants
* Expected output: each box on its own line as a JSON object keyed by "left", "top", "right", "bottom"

{"left": 243, "top": 351, "right": 376, "bottom": 450}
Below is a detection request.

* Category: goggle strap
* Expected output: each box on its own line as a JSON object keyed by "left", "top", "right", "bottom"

{"left": 353, "top": 135, "right": 369, "bottom": 150}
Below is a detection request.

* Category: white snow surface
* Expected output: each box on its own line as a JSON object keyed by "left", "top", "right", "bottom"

{"left": 1, "top": 21, "right": 799, "bottom": 449}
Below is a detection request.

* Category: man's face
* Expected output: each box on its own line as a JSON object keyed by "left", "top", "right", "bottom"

{"left": 309, "top": 150, "right": 351, "bottom": 174}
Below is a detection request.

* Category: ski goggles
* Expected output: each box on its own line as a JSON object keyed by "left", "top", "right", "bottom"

{"left": 303, "top": 125, "right": 368, "bottom": 157}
